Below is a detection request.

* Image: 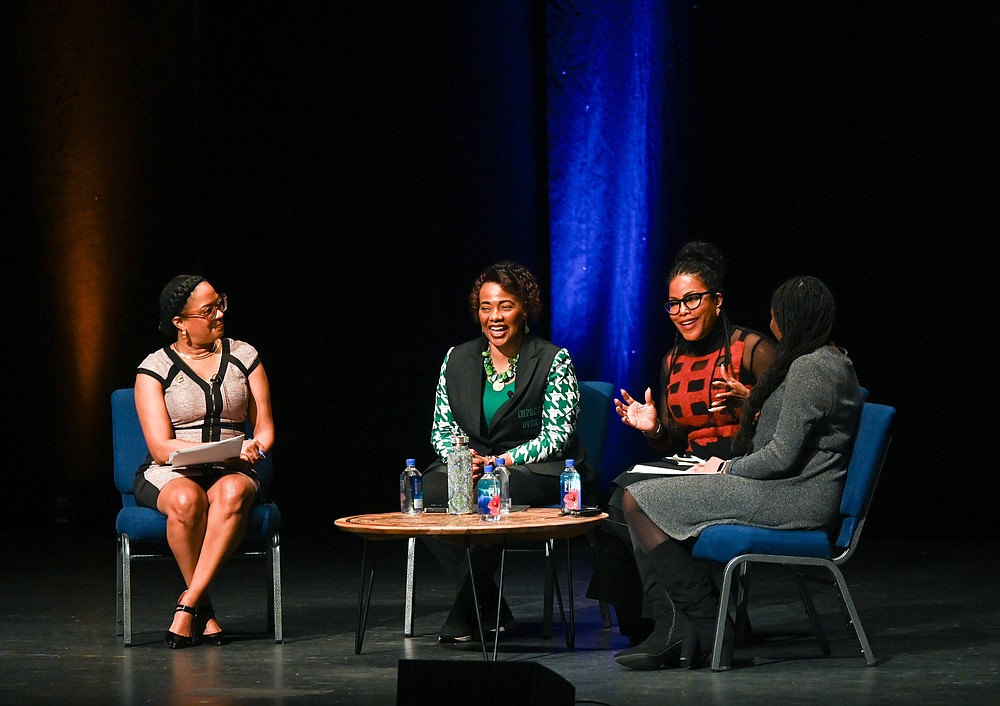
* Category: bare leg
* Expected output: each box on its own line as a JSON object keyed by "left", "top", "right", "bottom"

{"left": 159, "top": 474, "right": 256, "bottom": 637}
{"left": 182, "top": 474, "right": 256, "bottom": 634}
{"left": 157, "top": 478, "right": 209, "bottom": 638}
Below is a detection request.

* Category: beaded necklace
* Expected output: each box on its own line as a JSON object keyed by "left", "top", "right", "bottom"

{"left": 482, "top": 347, "right": 519, "bottom": 392}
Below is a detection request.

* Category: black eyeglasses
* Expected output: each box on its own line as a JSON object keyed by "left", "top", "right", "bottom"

{"left": 180, "top": 294, "right": 228, "bottom": 320}
{"left": 663, "top": 291, "right": 713, "bottom": 316}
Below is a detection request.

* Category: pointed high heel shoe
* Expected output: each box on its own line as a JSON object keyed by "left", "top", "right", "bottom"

{"left": 198, "top": 603, "right": 229, "bottom": 647}
{"left": 164, "top": 601, "right": 199, "bottom": 649}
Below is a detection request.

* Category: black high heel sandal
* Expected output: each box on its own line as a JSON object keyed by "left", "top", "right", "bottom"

{"left": 199, "top": 603, "right": 228, "bottom": 646}
{"left": 165, "top": 602, "right": 199, "bottom": 649}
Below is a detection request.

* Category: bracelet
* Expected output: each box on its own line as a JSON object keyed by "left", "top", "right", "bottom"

{"left": 644, "top": 422, "right": 663, "bottom": 438}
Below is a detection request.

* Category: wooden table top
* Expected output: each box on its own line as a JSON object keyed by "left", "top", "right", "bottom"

{"left": 334, "top": 507, "right": 607, "bottom": 544}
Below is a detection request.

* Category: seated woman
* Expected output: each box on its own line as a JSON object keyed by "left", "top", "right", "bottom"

{"left": 614, "top": 275, "right": 863, "bottom": 670}
{"left": 588, "top": 241, "right": 776, "bottom": 643}
{"left": 421, "top": 260, "right": 593, "bottom": 643}
{"left": 133, "top": 275, "right": 274, "bottom": 649}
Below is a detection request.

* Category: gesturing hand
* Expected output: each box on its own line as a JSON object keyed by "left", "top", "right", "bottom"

{"left": 614, "top": 387, "right": 660, "bottom": 435}
{"left": 709, "top": 363, "right": 749, "bottom": 413}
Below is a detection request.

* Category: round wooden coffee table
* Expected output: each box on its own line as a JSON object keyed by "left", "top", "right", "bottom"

{"left": 335, "top": 507, "right": 607, "bottom": 659}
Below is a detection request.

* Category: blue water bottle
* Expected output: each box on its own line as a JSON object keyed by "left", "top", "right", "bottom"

{"left": 559, "top": 459, "right": 581, "bottom": 515}
{"left": 477, "top": 464, "right": 500, "bottom": 522}
{"left": 400, "top": 458, "right": 424, "bottom": 515}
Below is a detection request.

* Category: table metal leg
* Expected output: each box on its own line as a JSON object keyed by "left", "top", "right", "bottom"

{"left": 491, "top": 544, "right": 507, "bottom": 661}
{"left": 464, "top": 543, "right": 490, "bottom": 661}
{"left": 547, "top": 539, "right": 572, "bottom": 649}
{"left": 354, "top": 539, "right": 377, "bottom": 654}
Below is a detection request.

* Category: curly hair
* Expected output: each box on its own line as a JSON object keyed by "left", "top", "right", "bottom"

{"left": 467, "top": 260, "right": 542, "bottom": 322}
{"left": 733, "top": 275, "right": 836, "bottom": 453}
{"left": 158, "top": 274, "right": 205, "bottom": 337}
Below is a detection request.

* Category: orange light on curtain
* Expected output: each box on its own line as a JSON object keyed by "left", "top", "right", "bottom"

{"left": 24, "top": 1, "right": 136, "bottom": 480}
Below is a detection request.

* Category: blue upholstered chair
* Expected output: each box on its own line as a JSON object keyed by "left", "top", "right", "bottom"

{"left": 691, "top": 401, "right": 895, "bottom": 670}
{"left": 112, "top": 387, "right": 283, "bottom": 646}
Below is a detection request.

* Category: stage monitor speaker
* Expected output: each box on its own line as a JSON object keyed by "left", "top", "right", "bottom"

{"left": 396, "top": 659, "right": 575, "bottom": 705}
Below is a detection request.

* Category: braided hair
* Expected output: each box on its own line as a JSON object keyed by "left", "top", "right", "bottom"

{"left": 733, "top": 275, "right": 836, "bottom": 453}
{"left": 468, "top": 260, "right": 542, "bottom": 322}
{"left": 158, "top": 274, "right": 205, "bottom": 337}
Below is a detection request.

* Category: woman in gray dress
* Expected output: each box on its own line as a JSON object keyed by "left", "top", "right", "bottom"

{"left": 614, "top": 275, "right": 863, "bottom": 671}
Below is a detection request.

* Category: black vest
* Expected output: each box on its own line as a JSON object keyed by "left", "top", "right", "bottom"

{"left": 444, "top": 335, "right": 592, "bottom": 485}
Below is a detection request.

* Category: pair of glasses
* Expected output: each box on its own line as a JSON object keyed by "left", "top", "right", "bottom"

{"left": 663, "top": 291, "right": 713, "bottom": 315}
{"left": 180, "top": 294, "right": 228, "bottom": 319}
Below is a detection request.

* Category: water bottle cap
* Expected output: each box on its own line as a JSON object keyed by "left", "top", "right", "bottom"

{"left": 483, "top": 464, "right": 494, "bottom": 474}
{"left": 406, "top": 458, "right": 416, "bottom": 465}
{"left": 495, "top": 457, "right": 505, "bottom": 466}
{"left": 566, "top": 459, "right": 575, "bottom": 467}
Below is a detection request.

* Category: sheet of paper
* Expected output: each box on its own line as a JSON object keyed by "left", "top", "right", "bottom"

{"left": 167, "top": 434, "right": 245, "bottom": 466}
{"left": 627, "top": 455, "right": 706, "bottom": 475}
{"left": 628, "top": 464, "right": 695, "bottom": 475}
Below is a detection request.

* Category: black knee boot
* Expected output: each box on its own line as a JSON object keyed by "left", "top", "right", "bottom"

{"left": 646, "top": 540, "right": 734, "bottom": 669}
{"left": 586, "top": 521, "right": 652, "bottom": 644}
{"left": 613, "top": 544, "right": 697, "bottom": 670}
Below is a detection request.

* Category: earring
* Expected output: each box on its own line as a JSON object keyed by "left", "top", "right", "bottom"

{"left": 183, "top": 329, "right": 191, "bottom": 344}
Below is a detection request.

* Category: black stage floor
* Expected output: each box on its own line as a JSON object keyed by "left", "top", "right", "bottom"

{"left": 2, "top": 526, "right": 997, "bottom": 705}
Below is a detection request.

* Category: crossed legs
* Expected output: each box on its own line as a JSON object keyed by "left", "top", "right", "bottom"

{"left": 158, "top": 474, "right": 256, "bottom": 641}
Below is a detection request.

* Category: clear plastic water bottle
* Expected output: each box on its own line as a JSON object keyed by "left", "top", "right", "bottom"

{"left": 447, "top": 431, "right": 475, "bottom": 514}
{"left": 495, "top": 457, "right": 511, "bottom": 515}
{"left": 400, "top": 458, "right": 424, "bottom": 514}
{"left": 477, "top": 464, "right": 501, "bottom": 522}
{"left": 559, "top": 458, "right": 581, "bottom": 515}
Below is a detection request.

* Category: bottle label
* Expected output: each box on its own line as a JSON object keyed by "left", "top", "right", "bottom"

{"left": 560, "top": 471, "right": 582, "bottom": 513}
{"left": 477, "top": 475, "right": 501, "bottom": 522}
{"left": 412, "top": 475, "right": 423, "bottom": 510}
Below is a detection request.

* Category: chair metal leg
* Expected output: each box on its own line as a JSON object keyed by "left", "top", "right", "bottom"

{"left": 793, "top": 569, "right": 830, "bottom": 655}
{"left": 827, "top": 565, "right": 877, "bottom": 666}
{"left": 733, "top": 562, "right": 751, "bottom": 645}
{"left": 116, "top": 536, "right": 124, "bottom": 638}
{"left": 119, "top": 534, "right": 133, "bottom": 647}
{"left": 404, "top": 537, "right": 416, "bottom": 636}
{"left": 270, "top": 531, "right": 283, "bottom": 643}
{"left": 712, "top": 557, "right": 741, "bottom": 671}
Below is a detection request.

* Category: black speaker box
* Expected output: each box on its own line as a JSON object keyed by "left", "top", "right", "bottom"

{"left": 396, "top": 659, "right": 575, "bottom": 705}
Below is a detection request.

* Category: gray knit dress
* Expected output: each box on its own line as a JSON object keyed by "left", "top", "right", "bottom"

{"left": 628, "top": 345, "right": 863, "bottom": 540}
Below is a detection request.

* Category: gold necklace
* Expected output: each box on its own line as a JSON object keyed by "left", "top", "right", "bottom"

{"left": 173, "top": 340, "right": 220, "bottom": 360}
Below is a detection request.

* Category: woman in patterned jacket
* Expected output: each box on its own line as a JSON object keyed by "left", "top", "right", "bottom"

{"left": 422, "top": 260, "right": 591, "bottom": 644}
